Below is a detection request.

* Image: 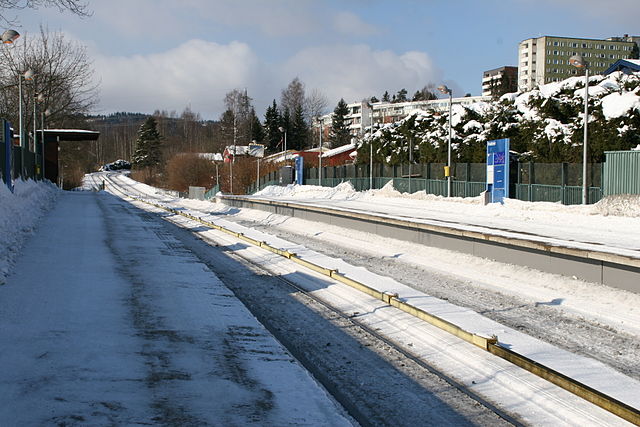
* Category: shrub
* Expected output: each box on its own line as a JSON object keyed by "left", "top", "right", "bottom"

{"left": 165, "top": 153, "right": 215, "bottom": 192}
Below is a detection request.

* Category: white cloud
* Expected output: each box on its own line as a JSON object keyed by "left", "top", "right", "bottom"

{"left": 90, "top": 0, "right": 321, "bottom": 40}
{"left": 93, "top": 39, "right": 266, "bottom": 118}
{"left": 91, "top": 38, "right": 443, "bottom": 119}
{"left": 283, "top": 44, "right": 442, "bottom": 107}
{"left": 333, "top": 11, "right": 379, "bottom": 36}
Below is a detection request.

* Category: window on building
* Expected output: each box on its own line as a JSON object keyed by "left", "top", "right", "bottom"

{"left": 553, "top": 41, "right": 559, "bottom": 46}
{"left": 553, "top": 50, "right": 559, "bottom": 55}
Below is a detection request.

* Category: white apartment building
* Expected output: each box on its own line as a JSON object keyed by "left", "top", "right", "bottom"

{"left": 318, "top": 96, "right": 490, "bottom": 138}
{"left": 518, "top": 35, "right": 636, "bottom": 91}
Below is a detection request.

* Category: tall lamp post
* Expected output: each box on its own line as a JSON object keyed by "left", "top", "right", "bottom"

{"left": 318, "top": 118, "right": 323, "bottom": 186}
{"left": 278, "top": 126, "right": 287, "bottom": 162}
{"left": 366, "top": 101, "right": 374, "bottom": 190}
{"left": 569, "top": 54, "right": 589, "bottom": 205}
{"left": 34, "top": 92, "right": 44, "bottom": 179}
{"left": 41, "top": 107, "right": 50, "bottom": 180}
{"left": 18, "top": 69, "right": 34, "bottom": 177}
{"left": 437, "top": 85, "right": 453, "bottom": 197}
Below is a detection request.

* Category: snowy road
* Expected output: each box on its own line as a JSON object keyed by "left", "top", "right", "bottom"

{"left": 0, "top": 191, "right": 351, "bottom": 425}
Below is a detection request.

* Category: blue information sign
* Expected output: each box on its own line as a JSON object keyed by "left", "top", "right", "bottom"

{"left": 486, "top": 138, "right": 509, "bottom": 203}
{"left": 3, "top": 120, "right": 12, "bottom": 193}
{"left": 294, "top": 155, "right": 304, "bottom": 185}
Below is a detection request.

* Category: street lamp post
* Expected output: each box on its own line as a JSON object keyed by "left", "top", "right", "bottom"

{"left": 40, "top": 108, "right": 50, "bottom": 181}
{"left": 409, "top": 136, "right": 413, "bottom": 194}
{"left": 34, "top": 92, "right": 44, "bottom": 179}
{"left": 18, "top": 69, "right": 34, "bottom": 178}
{"left": 278, "top": 126, "right": 287, "bottom": 161}
{"left": 569, "top": 54, "right": 589, "bottom": 205}
{"left": 437, "top": 85, "right": 453, "bottom": 197}
{"left": 318, "top": 118, "right": 323, "bottom": 186}
{"left": 366, "top": 101, "right": 374, "bottom": 190}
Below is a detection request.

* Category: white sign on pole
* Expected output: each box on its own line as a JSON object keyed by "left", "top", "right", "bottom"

{"left": 248, "top": 144, "right": 265, "bottom": 158}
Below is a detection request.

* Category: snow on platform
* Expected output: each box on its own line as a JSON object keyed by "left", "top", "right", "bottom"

{"left": 0, "top": 188, "right": 351, "bottom": 425}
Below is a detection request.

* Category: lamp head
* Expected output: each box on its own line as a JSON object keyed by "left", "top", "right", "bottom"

{"left": 437, "top": 85, "right": 452, "bottom": 95}
{"left": 1, "top": 29, "right": 19, "bottom": 44}
{"left": 569, "top": 55, "right": 587, "bottom": 69}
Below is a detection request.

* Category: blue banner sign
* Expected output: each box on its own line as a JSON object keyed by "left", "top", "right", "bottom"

{"left": 486, "top": 138, "right": 509, "bottom": 203}
{"left": 3, "top": 120, "right": 12, "bottom": 192}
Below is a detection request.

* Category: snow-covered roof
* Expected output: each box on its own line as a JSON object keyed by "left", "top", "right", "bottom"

{"left": 224, "top": 145, "right": 251, "bottom": 155}
{"left": 197, "top": 153, "right": 224, "bottom": 162}
{"left": 604, "top": 59, "right": 640, "bottom": 75}
{"left": 321, "top": 143, "right": 356, "bottom": 158}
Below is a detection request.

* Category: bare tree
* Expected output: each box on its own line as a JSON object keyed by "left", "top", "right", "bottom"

{"left": 223, "top": 88, "right": 254, "bottom": 144}
{"left": 280, "top": 77, "right": 305, "bottom": 117}
{"left": 304, "top": 88, "right": 329, "bottom": 122}
{"left": 0, "top": 26, "right": 98, "bottom": 133}
{"left": 0, "top": 0, "right": 90, "bottom": 24}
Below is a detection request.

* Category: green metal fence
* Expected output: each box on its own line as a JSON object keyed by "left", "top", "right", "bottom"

{"left": 514, "top": 184, "right": 602, "bottom": 204}
{"left": 242, "top": 161, "right": 608, "bottom": 205}
{"left": 204, "top": 184, "right": 220, "bottom": 200}
{"left": 603, "top": 151, "right": 640, "bottom": 196}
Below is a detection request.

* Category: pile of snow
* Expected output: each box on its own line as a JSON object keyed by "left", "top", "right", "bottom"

{"left": 255, "top": 182, "right": 640, "bottom": 219}
{"left": 594, "top": 194, "right": 640, "bottom": 217}
{"left": 0, "top": 180, "right": 59, "bottom": 284}
{"left": 255, "top": 181, "right": 359, "bottom": 201}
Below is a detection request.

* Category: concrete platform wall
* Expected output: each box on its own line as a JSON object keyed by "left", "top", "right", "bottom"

{"left": 220, "top": 196, "right": 640, "bottom": 294}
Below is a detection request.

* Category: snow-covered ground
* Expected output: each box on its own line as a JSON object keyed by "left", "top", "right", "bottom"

{"left": 96, "top": 173, "right": 640, "bottom": 424}
{"left": 3, "top": 174, "right": 640, "bottom": 425}
{"left": 0, "top": 183, "right": 353, "bottom": 425}
{"left": 0, "top": 180, "right": 59, "bottom": 285}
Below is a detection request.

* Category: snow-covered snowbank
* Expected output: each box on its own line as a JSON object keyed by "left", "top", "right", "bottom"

{"left": 0, "top": 180, "right": 59, "bottom": 284}
{"left": 255, "top": 181, "right": 640, "bottom": 217}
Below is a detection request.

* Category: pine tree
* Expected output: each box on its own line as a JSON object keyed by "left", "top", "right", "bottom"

{"left": 370, "top": 96, "right": 380, "bottom": 103}
{"left": 631, "top": 43, "right": 639, "bottom": 60}
{"left": 248, "top": 107, "right": 264, "bottom": 143}
{"left": 330, "top": 98, "right": 351, "bottom": 148}
{"left": 131, "top": 116, "right": 162, "bottom": 168}
{"left": 381, "top": 91, "right": 390, "bottom": 102}
{"left": 289, "top": 105, "right": 309, "bottom": 150}
{"left": 263, "top": 100, "right": 282, "bottom": 153}
{"left": 396, "top": 88, "right": 408, "bottom": 102}
{"left": 219, "top": 109, "right": 236, "bottom": 147}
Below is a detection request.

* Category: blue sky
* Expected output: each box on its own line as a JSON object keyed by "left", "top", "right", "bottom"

{"left": 12, "top": 0, "right": 640, "bottom": 119}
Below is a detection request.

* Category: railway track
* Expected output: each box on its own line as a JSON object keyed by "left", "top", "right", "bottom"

{"left": 99, "top": 173, "right": 640, "bottom": 425}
